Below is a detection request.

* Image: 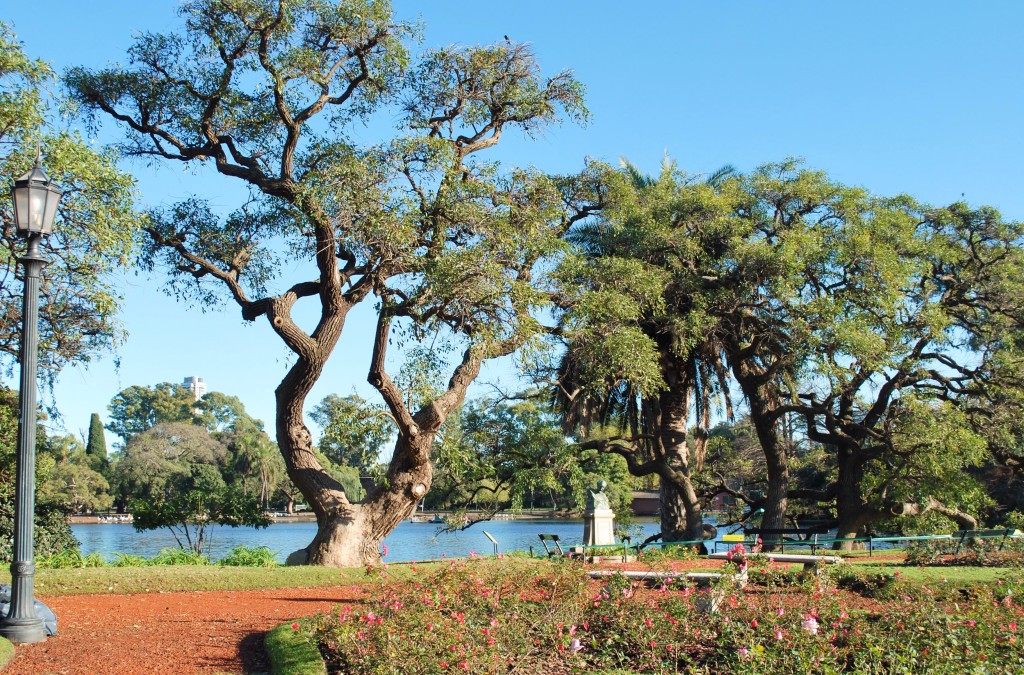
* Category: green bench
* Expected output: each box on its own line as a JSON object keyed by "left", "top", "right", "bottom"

{"left": 953, "top": 528, "right": 1024, "bottom": 554}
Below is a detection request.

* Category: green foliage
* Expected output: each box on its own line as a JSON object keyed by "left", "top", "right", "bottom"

{"left": 427, "top": 393, "right": 633, "bottom": 517}
{"left": 904, "top": 538, "right": 1024, "bottom": 568}
{"left": 110, "top": 552, "right": 150, "bottom": 568}
{"left": 37, "top": 549, "right": 107, "bottom": 569}
{"left": 311, "top": 559, "right": 1024, "bottom": 674}
{"left": 310, "top": 394, "right": 392, "bottom": 474}
{"left": 0, "top": 22, "right": 138, "bottom": 381}
{"left": 115, "top": 422, "right": 271, "bottom": 554}
{"left": 0, "top": 388, "right": 79, "bottom": 561}
{"left": 310, "top": 559, "right": 590, "bottom": 673}
{"left": 219, "top": 545, "right": 280, "bottom": 567}
{"left": 105, "top": 383, "right": 197, "bottom": 443}
{"left": 149, "top": 548, "right": 212, "bottom": 566}
{"left": 86, "top": 413, "right": 108, "bottom": 466}
{"left": 556, "top": 155, "right": 1024, "bottom": 541}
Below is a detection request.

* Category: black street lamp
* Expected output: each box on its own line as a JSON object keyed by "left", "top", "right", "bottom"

{"left": 0, "top": 154, "right": 62, "bottom": 644}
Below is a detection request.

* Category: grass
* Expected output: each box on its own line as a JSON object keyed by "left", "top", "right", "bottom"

{"left": 844, "top": 558, "right": 1014, "bottom": 583}
{"left": 0, "top": 562, "right": 443, "bottom": 596}
{"left": 265, "top": 618, "right": 326, "bottom": 675}
{"left": 0, "top": 637, "right": 13, "bottom": 670}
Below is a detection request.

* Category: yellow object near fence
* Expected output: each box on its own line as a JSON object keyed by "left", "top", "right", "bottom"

{"left": 721, "top": 534, "right": 746, "bottom": 543}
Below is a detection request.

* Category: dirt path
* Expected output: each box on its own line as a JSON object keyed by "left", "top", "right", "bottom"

{"left": 5, "top": 586, "right": 363, "bottom": 674}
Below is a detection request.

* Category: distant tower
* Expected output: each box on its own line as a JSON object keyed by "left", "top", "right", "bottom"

{"left": 183, "top": 376, "right": 206, "bottom": 401}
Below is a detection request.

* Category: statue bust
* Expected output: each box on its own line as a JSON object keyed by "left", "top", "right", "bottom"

{"left": 586, "top": 480, "right": 610, "bottom": 511}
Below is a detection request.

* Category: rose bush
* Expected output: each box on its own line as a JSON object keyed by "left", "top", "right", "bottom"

{"left": 310, "top": 559, "right": 1024, "bottom": 673}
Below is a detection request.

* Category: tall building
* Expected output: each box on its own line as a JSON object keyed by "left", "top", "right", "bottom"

{"left": 183, "top": 376, "right": 206, "bottom": 401}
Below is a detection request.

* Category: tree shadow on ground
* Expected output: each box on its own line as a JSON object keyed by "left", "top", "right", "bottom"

{"left": 239, "top": 631, "right": 269, "bottom": 674}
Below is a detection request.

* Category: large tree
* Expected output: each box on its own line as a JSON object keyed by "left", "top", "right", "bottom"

{"left": 0, "top": 22, "right": 138, "bottom": 384}
{"left": 552, "top": 158, "right": 755, "bottom": 544}
{"left": 68, "top": 0, "right": 591, "bottom": 565}
{"left": 106, "top": 382, "right": 198, "bottom": 443}
{"left": 782, "top": 200, "right": 1024, "bottom": 545}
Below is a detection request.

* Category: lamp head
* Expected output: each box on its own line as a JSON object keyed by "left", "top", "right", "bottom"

{"left": 12, "top": 156, "right": 62, "bottom": 236}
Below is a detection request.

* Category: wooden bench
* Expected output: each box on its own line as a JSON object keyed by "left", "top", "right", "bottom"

{"left": 708, "top": 551, "right": 843, "bottom": 571}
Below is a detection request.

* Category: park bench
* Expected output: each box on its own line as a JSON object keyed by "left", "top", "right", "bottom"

{"left": 742, "top": 527, "right": 831, "bottom": 552}
{"left": 586, "top": 569, "right": 747, "bottom": 589}
{"left": 537, "top": 533, "right": 564, "bottom": 557}
{"left": 953, "top": 528, "right": 1024, "bottom": 554}
{"left": 708, "top": 551, "right": 843, "bottom": 572}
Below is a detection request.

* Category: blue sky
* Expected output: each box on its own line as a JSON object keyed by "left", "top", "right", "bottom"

{"left": 4, "top": 1, "right": 1024, "bottom": 443}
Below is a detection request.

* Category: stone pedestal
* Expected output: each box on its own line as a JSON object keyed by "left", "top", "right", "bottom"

{"left": 583, "top": 507, "right": 616, "bottom": 547}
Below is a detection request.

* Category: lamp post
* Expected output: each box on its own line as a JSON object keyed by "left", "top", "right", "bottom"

{"left": 0, "top": 155, "right": 61, "bottom": 644}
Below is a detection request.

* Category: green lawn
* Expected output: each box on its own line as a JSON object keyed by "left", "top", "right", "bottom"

{"left": 844, "top": 558, "right": 1017, "bottom": 584}
{"left": 0, "top": 562, "right": 445, "bottom": 596}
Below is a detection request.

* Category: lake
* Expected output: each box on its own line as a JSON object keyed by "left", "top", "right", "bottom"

{"left": 71, "top": 518, "right": 690, "bottom": 563}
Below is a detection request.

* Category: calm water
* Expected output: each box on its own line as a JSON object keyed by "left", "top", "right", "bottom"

{"left": 71, "top": 519, "right": 678, "bottom": 563}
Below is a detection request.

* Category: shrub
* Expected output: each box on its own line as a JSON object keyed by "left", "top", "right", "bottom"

{"left": 905, "top": 537, "right": 1024, "bottom": 568}
{"left": 312, "top": 559, "right": 1024, "bottom": 673}
{"left": 311, "top": 559, "right": 590, "bottom": 674}
{"left": 150, "top": 548, "right": 211, "bottom": 566}
{"left": 219, "top": 545, "right": 280, "bottom": 567}
{"left": 637, "top": 543, "right": 701, "bottom": 563}
{"left": 110, "top": 552, "right": 150, "bottom": 567}
{"left": 37, "top": 549, "right": 107, "bottom": 569}
{"left": 0, "top": 472, "right": 78, "bottom": 563}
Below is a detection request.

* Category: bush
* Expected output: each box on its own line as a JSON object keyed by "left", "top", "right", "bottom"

{"left": 150, "top": 548, "right": 211, "bottom": 566}
{"left": 0, "top": 472, "right": 78, "bottom": 563}
{"left": 110, "top": 552, "right": 151, "bottom": 567}
{"left": 37, "top": 549, "right": 107, "bottom": 569}
{"left": 311, "top": 559, "right": 590, "bottom": 674}
{"left": 311, "top": 559, "right": 1024, "bottom": 673}
{"left": 219, "top": 545, "right": 279, "bottom": 567}
{"left": 905, "top": 537, "right": 1024, "bottom": 567}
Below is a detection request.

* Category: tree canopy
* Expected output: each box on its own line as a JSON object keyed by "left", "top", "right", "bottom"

{"left": 0, "top": 22, "right": 138, "bottom": 383}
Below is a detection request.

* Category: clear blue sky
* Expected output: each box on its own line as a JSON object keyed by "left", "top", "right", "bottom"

{"left": 4, "top": 1, "right": 1023, "bottom": 443}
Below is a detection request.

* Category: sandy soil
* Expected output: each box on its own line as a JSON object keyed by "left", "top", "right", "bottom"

{"left": 6, "top": 585, "right": 363, "bottom": 675}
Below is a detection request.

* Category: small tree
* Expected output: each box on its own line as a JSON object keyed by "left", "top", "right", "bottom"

{"left": 115, "top": 423, "right": 270, "bottom": 553}
{"left": 130, "top": 464, "right": 271, "bottom": 555}
{"left": 86, "top": 412, "right": 108, "bottom": 471}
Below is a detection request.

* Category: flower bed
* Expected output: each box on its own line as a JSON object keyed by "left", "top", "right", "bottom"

{"left": 305, "top": 558, "right": 1024, "bottom": 673}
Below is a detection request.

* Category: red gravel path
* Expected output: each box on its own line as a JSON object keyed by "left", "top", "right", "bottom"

{"left": 5, "top": 586, "right": 363, "bottom": 674}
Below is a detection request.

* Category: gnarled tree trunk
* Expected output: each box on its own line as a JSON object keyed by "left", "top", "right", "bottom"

{"left": 299, "top": 434, "right": 435, "bottom": 567}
